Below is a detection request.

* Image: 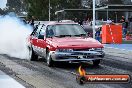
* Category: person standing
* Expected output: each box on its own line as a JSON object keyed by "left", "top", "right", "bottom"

{"left": 120, "top": 16, "right": 127, "bottom": 37}
{"left": 30, "top": 16, "right": 35, "bottom": 27}
{"left": 28, "top": 16, "right": 35, "bottom": 27}
{"left": 107, "top": 18, "right": 112, "bottom": 24}
{"left": 95, "top": 28, "right": 101, "bottom": 42}
{"left": 129, "top": 16, "right": 132, "bottom": 32}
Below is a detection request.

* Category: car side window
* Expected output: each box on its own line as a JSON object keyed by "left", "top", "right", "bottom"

{"left": 38, "top": 25, "right": 46, "bottom": 39}
{"left": 46, "top": 25, "right": 55, "bottom": 38}
{"left": 32, "top": 24, "right": 44, "bottom": 37}
{"left": 31, "top": 25, "right": 40, "bottom": 37}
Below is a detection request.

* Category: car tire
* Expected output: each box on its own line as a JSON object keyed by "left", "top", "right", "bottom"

{"left": 46, "top": 51, "right": 54, "bottom": 67}
{"left": 93, "top": 60, "right": 100, "bottom": 66}
{"left": 29, "top": 47, "right": 38, "bottom": 61}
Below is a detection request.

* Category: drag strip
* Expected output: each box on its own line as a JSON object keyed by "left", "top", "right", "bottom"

{"left": 0, "top": 54, "right": 131, "bottom": 88}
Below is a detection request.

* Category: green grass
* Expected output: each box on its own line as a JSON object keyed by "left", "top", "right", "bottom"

{"left": 122, "top": 40, "right": 132, "bottom": 44}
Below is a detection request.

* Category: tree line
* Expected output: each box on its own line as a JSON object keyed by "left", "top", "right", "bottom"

{"left": 25, "top": 0, "right": 82, "bottom": 20}
{"left": 0, "top": 0, "right": 132, "bottom": 20}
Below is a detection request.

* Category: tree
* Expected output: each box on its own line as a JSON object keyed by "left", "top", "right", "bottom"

{"left": 6, "top": 0, "right": 21, "bottom": 13}
{"left": 6, "top": 0, "right": 28, "bottom": 15}
{"left": 26, "top": 0, "right": 82, "bottom": 20}
{"left": 25, "top": 0, "right": 48, "bottom": 20}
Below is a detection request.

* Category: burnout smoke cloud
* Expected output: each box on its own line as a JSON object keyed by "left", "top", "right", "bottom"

{"left": 0, "top": 15, "right": 32, "bottom": 59}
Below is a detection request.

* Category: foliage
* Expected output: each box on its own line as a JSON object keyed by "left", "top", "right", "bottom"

{"left": 26, "top": 0, "right": 82, "bottom": 20}
{"left": 6, "top": 0, "right": 21, "bottom": 13}
{"left": 5, "top": 0, "right": 28, "bottom": 15}
{"left": 20, "top": 0, "right": 132, "bottom": 20}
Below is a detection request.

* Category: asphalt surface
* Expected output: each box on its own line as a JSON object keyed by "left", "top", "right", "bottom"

{"left": 0, "top": 48, "right": 132, "bottom": 88}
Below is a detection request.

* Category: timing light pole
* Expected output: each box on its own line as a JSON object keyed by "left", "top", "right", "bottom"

{"left": 49, "top": 0, "right": 51, "bottom": 21}
{"left": 93, "top": 0, "right": 96, "bottom": 39}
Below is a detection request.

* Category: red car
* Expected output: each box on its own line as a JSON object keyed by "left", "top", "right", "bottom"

{"left": 28, "top": 21, "right": 105, "bottom": 67}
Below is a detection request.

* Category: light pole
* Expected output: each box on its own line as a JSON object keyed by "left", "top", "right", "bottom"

{"left": 93, "top": 0, "right": 96, "bottom": 39}
{"left": 49, "top": 0, "right": 51, "bottom": 21}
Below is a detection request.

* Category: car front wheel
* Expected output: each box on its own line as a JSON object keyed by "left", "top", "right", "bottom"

{"left": 46, "top": 51, "right": 54, "bottom": 67}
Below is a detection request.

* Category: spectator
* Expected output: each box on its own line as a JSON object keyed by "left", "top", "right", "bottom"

{"left": 107, "top": 18, "right": 112, "bottom": 24}
{"left": 78, "top": 19, "right": 83, "bottom": 25}
{"left": 74, "top": 18, "right": 78, "bottom": 23}
{"left": 28, "top": 16, "right": 35, "bottom": 27}
{"left": 30, "top": 16, "right": 35, "bottom": 26}
{"left": 120, "top": 16, "right": 125, "bottom": 23}
{"left": 95, "top": 28, "right": 101, "bottom": 42}
{"left": 125, "top": 20, "right": 128, "bottom": 35}
{"left": 129, "top": 16, "right": 132, "bottom": 31}
{"left": 120, "top": 16, "right": 127, "bottom": 37}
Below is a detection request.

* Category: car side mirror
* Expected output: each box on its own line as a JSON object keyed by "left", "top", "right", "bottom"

{"left": 38, "top": 34, "right": 44, "bottom": 39}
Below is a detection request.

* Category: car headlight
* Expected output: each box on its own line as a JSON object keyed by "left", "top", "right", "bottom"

{"left": 95, "top": 48, "right": 104, "bottom": 51}
{"left": 56, "top": 49, "right": 73, "bottom": 52}
{"left": 89, "top": 48, "right": 103, "bottom": 51}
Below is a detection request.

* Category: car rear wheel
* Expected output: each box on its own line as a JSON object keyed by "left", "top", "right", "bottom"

{"left": 46, "top": 51, "right": 54, "bottom": 67}
{"left": 29, "top": 47, "right": 38, "bottom": 61}
{"left": 93, "top": 60, "right": 100, "bottom": 66}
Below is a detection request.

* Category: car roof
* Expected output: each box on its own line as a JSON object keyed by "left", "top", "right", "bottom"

{"left": 59, "top": 20, "right": 75, "bottom": 23}
{"left": 47, "top": 21, "right": 78, "bottom": 26}
{"left": 34, "top": 21, "right": 56, "bottom": 25}
{"left": 35, "top": 21, "right": 79, "bottom": 28}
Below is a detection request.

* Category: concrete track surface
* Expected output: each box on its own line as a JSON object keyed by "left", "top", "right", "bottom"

{"left": 0, "top": 48, "right": 132, "bottom": 88}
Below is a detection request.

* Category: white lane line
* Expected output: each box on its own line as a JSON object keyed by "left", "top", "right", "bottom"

{"left": 0, "top": 71, "right": 25, "bottom": 88}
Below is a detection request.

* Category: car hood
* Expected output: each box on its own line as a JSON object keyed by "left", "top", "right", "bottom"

{"left": 47, "top": 37, "right": 103, "bottom": 49}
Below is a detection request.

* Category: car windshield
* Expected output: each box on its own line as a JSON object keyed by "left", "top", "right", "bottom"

{"left": 46, "top": 24, "right": 87, "bottom": 37}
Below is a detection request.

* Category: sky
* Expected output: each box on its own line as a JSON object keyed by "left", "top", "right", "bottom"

{"left": 0, "top": 0, "right": 7, "bottom": 9}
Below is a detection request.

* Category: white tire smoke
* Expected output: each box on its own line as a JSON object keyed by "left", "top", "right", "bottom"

{"left": 0, "top": 15, "right": 32, "bottom": 59}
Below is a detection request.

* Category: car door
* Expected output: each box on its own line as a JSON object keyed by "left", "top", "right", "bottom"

{"left": 37, "top": 25, "right": 47, "bottom": 57}
{"left": 30, "top": 29, "right": 39, "bottom": 54}
{"left": 31, "top": 24, "right": 44, "bottom": 55}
